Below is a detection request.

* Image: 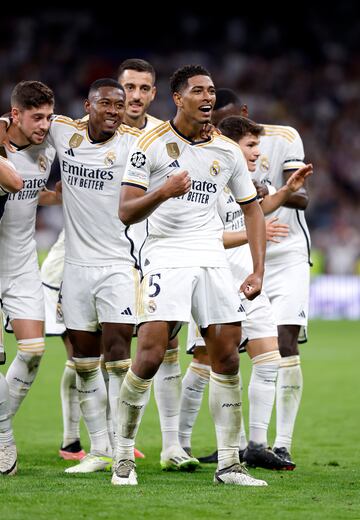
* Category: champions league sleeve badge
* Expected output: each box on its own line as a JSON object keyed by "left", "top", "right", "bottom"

{"left": 130, "top": 152, "right": 146, "bottom": 168}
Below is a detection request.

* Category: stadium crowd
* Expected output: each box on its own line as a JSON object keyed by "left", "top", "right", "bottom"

{"left": 0, "top": 11, "right": 359, "bottom": 273}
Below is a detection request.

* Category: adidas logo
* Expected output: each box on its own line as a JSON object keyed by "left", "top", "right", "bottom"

{"left": 227, "top": 195, "right": 235, "bottom": 204}
{"left": 144, "top": 258, "right": 150, "bottom": 266}
{"left": 168, "top": 160, "right": 180, "bottom": 168}
{"left": 120, "top": 307, "right": 132, "bottom": 316}
{"left": 65, "top": 148, "right": 75, "bottom": 156}
{"left": 237, "top": 304, "right": 245, "bottom": 313}
{"left": 298, "top": 310, "right": 306, "bottom": 318}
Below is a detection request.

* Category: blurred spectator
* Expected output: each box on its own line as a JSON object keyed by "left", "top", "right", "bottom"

{"left": 1, "top": 10, "right": 359, "bottom": 272}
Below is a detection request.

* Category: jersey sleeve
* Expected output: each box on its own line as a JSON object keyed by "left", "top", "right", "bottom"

{"left": 227, "top": 149, "right": 257, "bottom": 205}
{"left": 122, "top": 139, "right": 152, "bottom": 191}
{"left": 283, "top": 128, "right": 305, "bottom": 171}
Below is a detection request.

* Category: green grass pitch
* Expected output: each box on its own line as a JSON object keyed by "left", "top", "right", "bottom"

{"left": 1, "top": 320, "right": 359, "bottom": 519}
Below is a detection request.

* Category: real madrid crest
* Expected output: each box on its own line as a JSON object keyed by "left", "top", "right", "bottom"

{"left": 147, "top": 300, "right": 157, "bottom": 313}
{"left": 166, "top": 142, "right": 180, "bottom": 159}
{"left": 105, "top": 151, "right": 116, "bottom": 167}
{"left": 38, "top": 154, "right": 47, "bottom": 173}
{"left": 210, "top": 160, "right": 220, "bottom": 176}
{"left": 260, "top": 155, "right": 270, "bottom": 172}
{"left": 69, "top": 133, "right": 84, "bottom": 149}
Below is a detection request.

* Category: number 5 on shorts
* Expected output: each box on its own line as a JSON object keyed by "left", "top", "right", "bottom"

{"left": 149, "top": 273, "right": 161, "bottom": 297}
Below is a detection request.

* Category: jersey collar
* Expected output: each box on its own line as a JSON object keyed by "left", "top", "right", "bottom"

{"left": 169, "top": 120, "right": 213, "bottom": 146}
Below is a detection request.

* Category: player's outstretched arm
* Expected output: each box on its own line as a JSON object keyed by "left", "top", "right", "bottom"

{"left": 239, "top": 199, "right": 266, "bottom": 300}
{"left": 223, "top": 216, "right": 289, "bottom": 249}
{"left": 119, "top": 171, "right": 191, "bottom": 225}
{"left": 260, "top": 164, "right": 313, "bottom": 214}
{"left": 0, "top": 157, "right": 23, "bottom": 193}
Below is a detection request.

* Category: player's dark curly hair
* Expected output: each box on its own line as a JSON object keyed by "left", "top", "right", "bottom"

{"left": 88, "top": 78, "right": 124, "bottom": 97}
{"left": 170, "top": 65, "right": 212, "bottom": 94}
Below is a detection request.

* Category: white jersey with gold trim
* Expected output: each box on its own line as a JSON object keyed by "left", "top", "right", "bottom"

{"left": 49, "top": 116, "right": 141, "bottom": 266}
{"left": 218, "top": 187, "right": 251, "bottom": 286}
{"left": 253, "top": 124, "right": 310, "bottom": 265}
{"left": 122, "top": 121, "right": 257, "bottom": 269}
{"left": 127, "top": 114, "right": 164, "bottom": 265}
{"left": 0, "top": 141, "right": 56, "bottom": 276}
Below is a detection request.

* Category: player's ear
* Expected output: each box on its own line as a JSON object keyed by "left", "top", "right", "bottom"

{"left": 84, "top": 99, "right": 90, "bottom": 114}
{"left": 241, "top": 104, "right": 249, "bottom": 117}
{"left": 150, "top": 86, "right": 157, "bottom": 102}
{"left": 11, "top": 107, "right": 20, "bottom": 124}
{"left": 173, "top": 92, "right": 182, "bottom": 109}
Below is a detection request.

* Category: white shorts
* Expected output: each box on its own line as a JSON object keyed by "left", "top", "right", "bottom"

{"left": 138, "top": 266, "right": 245, "bottom": 328}
{"left": 186, "top": 291, "right": 277, "bottom": 354}
{"left": 62, "top": 263, "right": 139, "bottom": 332}
{"left": 263, "top": 261, "right": 310, "bottom": 327}
{"left": 1, "top": 270, "right": 45, "bottom": 330}
{"left": 43, "top": 282, "right": 66, "bottom": 336}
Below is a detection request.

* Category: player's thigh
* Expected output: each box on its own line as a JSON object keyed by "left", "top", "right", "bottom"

{"left": 62, "top": 263, "right": 98, "bottom": 332}
{"left": 192, "top": 267, "right": 245, "bottom": 328}
{"left": 241, "top": 291, "right": 278, "bottom": 354}
{"left": 1, "top": 271, "right": 44, "bottom": 325}
{"left": 96, "top": 265, "right": 138, "bottom": 326}
{"left": 264, "top": 262, "right": 310, "bottom": 326}
{"left": 138, "top": 267, "right": 197, "bottom": 324}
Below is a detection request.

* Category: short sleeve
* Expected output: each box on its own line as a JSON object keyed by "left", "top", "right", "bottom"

{"left": 122, "top": 139, "right": 151, "bottom": 191}
{"left": 283, "top": 128, "right": 305, "bottom": 171}
{"left": 227, "top": 148, "right": 257, "bottom": 205}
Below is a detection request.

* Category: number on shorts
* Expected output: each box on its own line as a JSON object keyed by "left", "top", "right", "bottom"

{"left": 149, "top": 273, "right": 161, "bottom": 297}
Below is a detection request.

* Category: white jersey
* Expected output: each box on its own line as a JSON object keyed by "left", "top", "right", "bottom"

{"left": 126, "top": 114, "right": 164, "bottom": 267}
{"left": 49, "top": 116, "right": 141, "bottom": 267}
{"left": 0, "top": 140, "right": 56, "bottom": 276}
{"left": 41, "top": 229, "right": 65, "bottom": 288}
{"left": 253, "top": 124, "right": 310, "bottom": 265}
{"left": 218, "top": 187, "right": 252, "bottom": 286}
{"left": 122, "top": 121, "right": 257, "bottom": 270}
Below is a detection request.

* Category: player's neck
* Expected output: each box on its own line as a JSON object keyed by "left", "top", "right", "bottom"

{"left": 87, "top": 124, "right": 115, "bottom": 143}
{"left": 123, "top": 113, "right": 147, "bottom": 130}
{"left": 172, "top": 114, "right": 204, "bottom": 142}
{"left": 7, "top": 124, "right": 31, "bottom": 147}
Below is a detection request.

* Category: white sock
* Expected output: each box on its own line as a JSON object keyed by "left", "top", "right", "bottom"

{"left": 239, "top": 414, "right": 248, "bottom": 451}
{"left": 105, "top": 359, "right": 131, "bottom": 449}
{"left": 248, "top": 351, "right": 281, "bottom": 446}
{"left": 0, "top": 373, "right": 14, "bottom": 446}
{"left": 274, "top": 355, "right": 303, "bottom": 451}
{"left": 73, "top": 357, "right": 110, "bottom": 457}
{"left": 179, "top": 361, "right": 210, "bottom": 450}
{"left": 209, "top": 370, "right": 241, "bottom": 470}
{"left": 154, "top": 348, "right": 182, "bottom": 452}
{"left": 6, "top": 338, "right": 45, "bottom": 416}
{"left": 116, "top": 368, "right": 152, "bottom": 462}
{"left": 100, "top": 357, "right": 115, "bottom": 451}
{"left": 60, "top": 360, "right": 81, "bottom": 447}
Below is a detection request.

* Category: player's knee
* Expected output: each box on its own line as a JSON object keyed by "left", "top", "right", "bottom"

{"left": 212, "top": 350, "right": 239, "bottom": 375}
{"left": 137, "top": 343, "right": 165, "bottom": 377}
{"left": 278, "top": 343, "right": 299, "bottom": 357}
{"left": 193, "top": 346, "right": 210, "bottom": 365}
